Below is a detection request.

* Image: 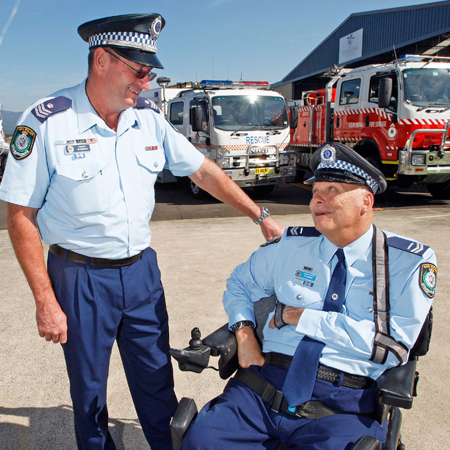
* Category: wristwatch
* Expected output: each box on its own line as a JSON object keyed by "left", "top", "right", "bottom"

{"left": 253, "top": 207, "right": 270, "bottom": 225}
{"left": 230, "top": 320, "right": 255, "bottom": 333}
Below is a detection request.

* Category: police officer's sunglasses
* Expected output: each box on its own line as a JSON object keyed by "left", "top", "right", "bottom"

{"left": 104, "top": 48, "right": 157, "bottom": 81}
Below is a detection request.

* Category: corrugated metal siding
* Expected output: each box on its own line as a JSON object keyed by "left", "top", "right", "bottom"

{"left": 282, "top": 2, "right": 450, "bottom": 84}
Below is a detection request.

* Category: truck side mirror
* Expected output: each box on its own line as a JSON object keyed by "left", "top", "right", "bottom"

{"left": 190, "top": 106, "right": 204, "bottom": 132}
{"left": 378, "top": 78, "right": 393, "bottom": 109}
{"left": 289, "top": 106, "right": 299, "bottom": 130}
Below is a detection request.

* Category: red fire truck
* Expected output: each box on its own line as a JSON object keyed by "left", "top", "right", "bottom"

{"left": 289, "top": 55, "right": 450, "bottom": 198}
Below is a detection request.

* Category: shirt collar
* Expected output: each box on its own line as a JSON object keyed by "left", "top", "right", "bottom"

{"left": 76, "top": 80, "right": 139, "bottom": 135}
{"left": 321, "top": 225, "right": 374, "bottom": 266}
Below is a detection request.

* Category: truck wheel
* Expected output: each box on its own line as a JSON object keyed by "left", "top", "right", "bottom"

{"left": 187, "top": 179, "right": 208, "bottom": 199}
{"left": 253, "top": 185, "right": 275, "bottom": 196}
{"left": 426, "top": 180, "right": 450, "bottom": 199}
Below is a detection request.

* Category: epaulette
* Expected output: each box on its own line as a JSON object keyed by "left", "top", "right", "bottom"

{"left": 31, "top": 96, "right": 72, "bottom": 123}
{"left": 286, "top": 226, "right": 321, "bottom": 237}
{"left": 260, "top": 237, "right": 281, "bottom": 247}
{"left": 386, "top": 236, "right": 429, "bottom": 256}
{"left": 135, "top": 97, "right": 160, "bottom": 113}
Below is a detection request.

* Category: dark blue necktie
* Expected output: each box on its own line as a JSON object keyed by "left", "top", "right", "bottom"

{"left": 282, "top": 248, "right": 347, "bottom": 407}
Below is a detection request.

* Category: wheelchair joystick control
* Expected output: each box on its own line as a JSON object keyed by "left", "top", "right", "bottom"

{"left": 189, "top": 327, "right": 202, "bottom": 350}
{"left": 169, "top": 327, "right": 212, "bottom": 374}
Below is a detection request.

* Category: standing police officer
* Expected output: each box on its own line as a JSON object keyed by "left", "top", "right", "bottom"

{"left": 181, "top": 143, "right": 437, "bottom": 450}
{"left": 0, "top": 13, "right": 284, "bottom": 450}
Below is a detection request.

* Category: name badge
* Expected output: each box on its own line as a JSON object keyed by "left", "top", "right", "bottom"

{"left": 65, "top": 144, "right": 91, "bottom": 154}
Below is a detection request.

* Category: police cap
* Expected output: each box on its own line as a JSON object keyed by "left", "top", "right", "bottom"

{"left": 304, "top": 143, "right": 387, "bottom": 194}
{"left": 78, "top": 13, "right": 165, "bottom": 68}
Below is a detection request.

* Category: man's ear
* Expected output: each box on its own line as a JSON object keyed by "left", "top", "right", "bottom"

{"left": 361, "top": 189, "right": 374, "bottom": 215}
{"left": 94, "top": 48, "right": 108, "bottom": 72}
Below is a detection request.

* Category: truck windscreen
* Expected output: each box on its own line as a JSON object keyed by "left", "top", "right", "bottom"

{"left": 403, "top": 68, "right": 450, "bottom": 108}
{"left": 211, "top": 96, "right": 288, "bottom": 131}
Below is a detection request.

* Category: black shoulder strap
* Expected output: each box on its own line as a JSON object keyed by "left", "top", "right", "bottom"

{"left": 370, "top": 225, "right": 409, "bottom": 365}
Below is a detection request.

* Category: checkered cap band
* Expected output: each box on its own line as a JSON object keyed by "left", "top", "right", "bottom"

{"left": 89, "top": 31, "right": 157, "bottom": 53}
{"left": 318, "top": 159, "right": 379, "bottom": 193}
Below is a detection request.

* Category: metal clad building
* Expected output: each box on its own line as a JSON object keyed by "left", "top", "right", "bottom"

{"left": 276, "top": 1, "right": 450, "bottom": 100}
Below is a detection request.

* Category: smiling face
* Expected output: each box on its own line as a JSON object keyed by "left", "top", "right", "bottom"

{"left": 310, "top": 181, "right": 374, "bottom": 247}
{"left": 104, "top": 48, "right": 152, "bottom": 110}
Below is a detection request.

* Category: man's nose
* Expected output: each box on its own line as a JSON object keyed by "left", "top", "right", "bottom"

{"left": 137, "top": 77, "right": 151, "bottom": 90}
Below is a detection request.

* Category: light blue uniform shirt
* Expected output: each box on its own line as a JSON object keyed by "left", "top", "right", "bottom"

{"left": 223, "top": 226, "right": 436, "bottom": 379}
{"left": 0, "top": 81, "right": 204, "bottom": 258}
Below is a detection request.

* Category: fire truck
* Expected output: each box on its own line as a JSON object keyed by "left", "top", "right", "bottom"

{"left": 163, "top": 80, "right": 297, "bottom": 198}
{"left": 289, "top": 55, "right": 450, "bottom": 199}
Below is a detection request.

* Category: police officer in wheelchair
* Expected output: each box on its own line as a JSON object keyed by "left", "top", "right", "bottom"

{"left": 179, "top": 143, "right": 437, "bottom": 450}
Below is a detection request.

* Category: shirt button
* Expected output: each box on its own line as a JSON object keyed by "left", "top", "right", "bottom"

{"left": 82, "top": 171, "right": 89, "bottom": 178}
{"left": 154, "top": 162, "right": 158, "bottom": 168}
{"left": 296, "top": 294, "right": 302, "bottom": 300}
{"left": 367, "top": 307, "right": 373, "bottom": 312}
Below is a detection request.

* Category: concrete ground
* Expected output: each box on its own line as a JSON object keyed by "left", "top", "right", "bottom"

{"left": 0, "top": 208, "right": 449, "bottom": 449}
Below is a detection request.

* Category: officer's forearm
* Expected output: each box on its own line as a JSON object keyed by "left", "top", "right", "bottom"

{"left": 189, "top": 158, "right": 285, "bottom": 240}
{"left": 7, "top": 203, "right": 54, "bottom": 300}
{"left": 235, "top": 326, "right": 265, "bottom": 368}
{"left": 190, "top": 158, "right": 261, "bottom": 217}
{"left": 283, "top": 306, "right": 305, "bottom": 326}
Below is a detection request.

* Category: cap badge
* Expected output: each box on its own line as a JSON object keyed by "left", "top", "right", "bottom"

{"left": 320, "top": 144, "right": 336, "bottom": 166}
{"left": 150, "top": 16, "right": 163, "bottom": 38}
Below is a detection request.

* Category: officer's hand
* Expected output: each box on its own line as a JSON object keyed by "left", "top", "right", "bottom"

{"left": 259, "top": 217, "right": 285, "bottom": 241}
{"left": 268, "top": 306, "right": 304, "bottom": 328}
{"left": 36, "top": 295, "right": 68, "bottom": 344}
{"left": 235, "top": 327, "right": 265, "bottom": 368}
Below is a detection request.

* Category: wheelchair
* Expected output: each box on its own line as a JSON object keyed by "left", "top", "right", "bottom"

{"left": 170, "top": 295, "right": 432, "bottom": 450}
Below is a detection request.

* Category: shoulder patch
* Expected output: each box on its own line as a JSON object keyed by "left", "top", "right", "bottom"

{"left": 419, "top": 263, "right": 437, "bottom": 298}
{"left": 287, "top": 226, "right": 321, "bottom": 237}
{"left": 135, "top": 97, "right": 160, "bottom": 113}
{"left": 386, "top": 236, "right": 429, "bottom": 256}
{"left": 260, "top": 237, "right": 281, "bottom": 248}
{"left": 31, "top": 96, "right": 72, "bottom": 123}
{"left": 10, "top": 126, "right": 37, "bottom": 160}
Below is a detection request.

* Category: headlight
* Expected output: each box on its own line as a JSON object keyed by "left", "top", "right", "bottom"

{"left": 411, "top": 154, "right": 426, "bottom": 166}
{"left": 218, "top": 147, "right": 230, "bottom": 168}
{"left": 220, "top": 157, "right": 231, "bottom": 168}
{"left": 280, "top": 154, "right": 290, "bottom": 165}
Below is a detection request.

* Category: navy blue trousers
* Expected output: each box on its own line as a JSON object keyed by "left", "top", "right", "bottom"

{"left": 47, "top": 247, "right": 177, "bottom": 450}
{"left": 181, "top": 363, "right": 387, "bottom": 450}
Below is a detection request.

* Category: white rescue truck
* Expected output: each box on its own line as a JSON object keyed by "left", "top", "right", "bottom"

{"left": 290, "top": 55, "right": 450, "bottom": 198}
{"left": 163, "top": 80, "right": 297, "bottom": 197}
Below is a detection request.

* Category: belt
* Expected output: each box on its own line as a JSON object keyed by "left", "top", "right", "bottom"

{"left": 265, "top": 352, "right": 373, "bottom": 390}
{"left": 234, "top": 368, "right": 342, "bottom": 419}
{"left": 49, "top": 244, "right": 143, "bottom": 268}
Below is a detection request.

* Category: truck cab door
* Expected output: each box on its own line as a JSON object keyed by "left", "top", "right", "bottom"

{"left": 168, "top": 100, "right": 186, "bottom": 134}
{"left": 334, "top": 77, "right": 363, "bottom": 142}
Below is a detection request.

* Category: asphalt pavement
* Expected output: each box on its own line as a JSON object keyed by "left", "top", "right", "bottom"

{"left": 0, "top": 196, "right": 449, "bottom": 449}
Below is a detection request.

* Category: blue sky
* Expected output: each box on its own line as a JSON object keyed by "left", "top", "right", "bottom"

{"left": 0, "top": 0, "right": 442, "bottom": 112}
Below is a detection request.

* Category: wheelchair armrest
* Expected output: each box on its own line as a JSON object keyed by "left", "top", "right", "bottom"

{"left": 202, "top": 324, "right": 239, "bottom": 379}
{"left": 376, "top": 359, "right": 418, "bottom": 409}
{"left": 350, "top": 435, "right": 381, "bottom": 450}
{"left": 170, "top": 397, "right": 198, "bottom": 450}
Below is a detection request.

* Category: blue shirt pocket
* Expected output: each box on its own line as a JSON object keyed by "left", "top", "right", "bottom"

{"left": 135, "top": 150, "right": 166, "bottom": 203}
{"left": 278, "top": 281, "right": 325, "bottom": 310}
{"left": 54, "top": 159, "right": 110, "bottom": 216}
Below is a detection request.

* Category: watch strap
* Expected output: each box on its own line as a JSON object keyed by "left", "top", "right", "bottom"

{"left": 230, "top": 320, "right": 255, "bottom": 333}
